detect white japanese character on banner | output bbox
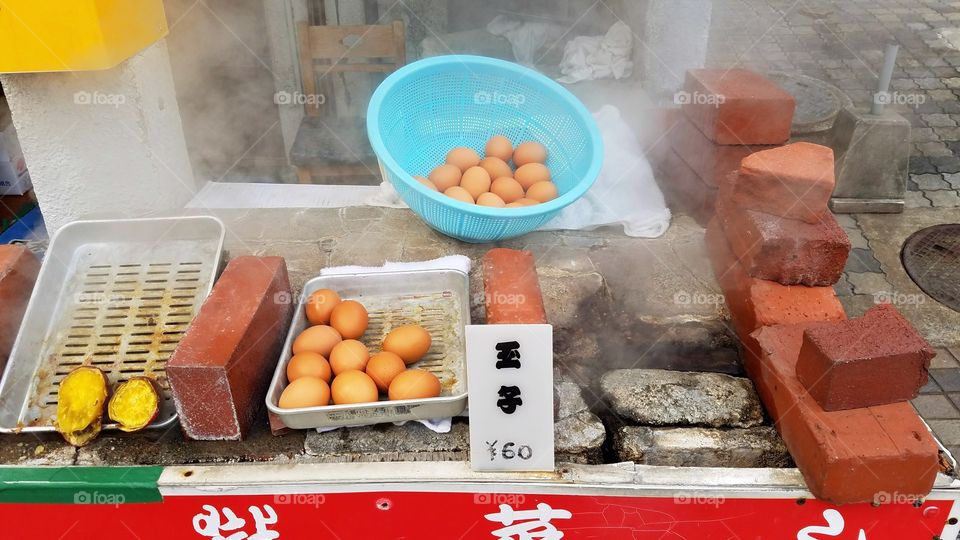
[485,502,572,540]
[797,509,867,540]
[192,504,279,540]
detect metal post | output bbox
[872,42,900,115]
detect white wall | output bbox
[0,40,196,232]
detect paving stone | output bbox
[924,189,960,207]
[920,377,942,394]
[945,173,960,189]
[613,426,791,468]
[833,270,856,295]
[913,173,950,190]
[932,348,960,369]
[931,368,960,392]
[934,126,960,141]
[932,155,960,173]
[927,420,960,446]
[912,394,960,419]
[916,141,955,156]
[948,394,960,411]
[846,271,892,296]
[599,369,764,428]
[843,248,883,273]
[910,156,939,175]
[905,190,932,208]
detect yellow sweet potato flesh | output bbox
[107,377,160,432]
[56,366,108,446]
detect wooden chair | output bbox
[291,20,406,184]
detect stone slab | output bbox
[599,369,763,428]
[614,425,791,468]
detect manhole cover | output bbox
[901,224,960,312]
[767,72,853,135]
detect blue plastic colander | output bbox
[367,55,604,243]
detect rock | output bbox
[613,426,791,468]
[553,380,607,464]
[304,420,470,462]
[555,411,607,464]
[599,369,764,428]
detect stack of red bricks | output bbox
[708,141,940,504]
[656,69,795,225]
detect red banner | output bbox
[0,491,953,539]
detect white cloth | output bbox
[486,15,564,66]
[315,255,472,434]
[368,105,671,238]
[557,22,634,84]
[541,105,670,237]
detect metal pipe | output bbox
[872,42,900,115]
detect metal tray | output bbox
[266,269,470,429]
[0,216,225,433]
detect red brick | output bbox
[672,116,778,187]
[722,142,836,224]
[796,304,935,411]
[751,323,938,504]
[682,69,795,145]
[657,150,716,226]
[483,248,547,324]
[0,245,39,372]
[168,256,293,440]
[705,220,845,341]
[715,187,850,286]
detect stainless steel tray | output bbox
[266,269,470,429]
[0,216,226,433]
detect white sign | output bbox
[466,324,554,472]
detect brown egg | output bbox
[279,377,330,409]
[330,300,368,340]
[526,181,559,202]
[388,369,442,401]
[292,325,342,357]
[329,339,370,375]
[478,157,512,181]
[515,197,541,206]
[444,186,475,204]
[415,176,438,191]
[429,164,462,191]
[331,370,379,405]
[382,325,432,365]
[365,351,407,392]
[515,163,551,189]
[459,166,492,199]
[513,141,547,166]
[305,288,341,325]
[286,352,332,383]
[476,192,506,207]
[446,147,481,172]
[490,177,525,203]
[485,135,514,161]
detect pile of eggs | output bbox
[416,136,557,208]
[278,288,442,409]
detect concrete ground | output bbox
[706,0,960,456]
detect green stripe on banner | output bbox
[0,466,163,504]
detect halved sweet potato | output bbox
[56,366,108,447]
[107,377,160,432]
